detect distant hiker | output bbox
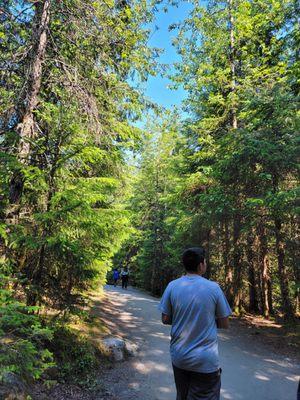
[121,267,129,289]
[159,247,231,400]
[112,268,120,287]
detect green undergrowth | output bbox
[0,301,55,382]
[0,283,110,390]
[46,325,108,388]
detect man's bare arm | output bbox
[216,317,229,329]
[162,313,172,325]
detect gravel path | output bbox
[98,285,299,400]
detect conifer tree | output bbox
[120,0,299,321]
[0,0,158,308]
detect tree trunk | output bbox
[247,232,259,313]
[267,277,274,316]
[274,217,295,320]
[223,220,234,306]
[8,0,51,217]
[271,174,294,320]
[261,255,270,318]
[204,229,211,279]
[290,216,300,314]
[25,134,61,306]
[228,0,240,311]
[258,222,272,318]
[232,214,242,312]
[228,0,237,129]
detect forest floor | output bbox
[229,313,299,361]
[33,285,299,400]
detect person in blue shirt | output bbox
[159,247,231,400]
[112,268,120,287]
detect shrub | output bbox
[49,326,100,387]
[0,275,103,388]
[0,301,55,382]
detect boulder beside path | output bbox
[102,337,139,362]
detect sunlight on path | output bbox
[103,286,299,400]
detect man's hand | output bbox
[216,317,229,329]
[162,313,172,325]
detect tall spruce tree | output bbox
[0,0,158,308]
[120,0,299,321]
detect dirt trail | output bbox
[94,285,299,400]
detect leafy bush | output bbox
[0,337,54,381]
[0,300,55,381]
[48,326,100,387]
[0,275,103,387]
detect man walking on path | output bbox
[159,247,231,400]
[112,268,120,287]
[121,267,129,289]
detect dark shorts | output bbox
[121,276,128,288]
[173,364,221,400]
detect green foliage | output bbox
[0,275,106,386]
[116,0,299,321]
[0,338,54,381]
[0,277,55,381]
[1,0,157,308]
[48,326,100,387]
[0,0,158,387]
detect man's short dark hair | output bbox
[182,247,205,272]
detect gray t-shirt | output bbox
[159,275,231,373]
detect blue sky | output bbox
[142,1,193,109]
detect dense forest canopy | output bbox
[1,0,158,306]
[0,0,159,381]
[0,0,299,385]
[114,0,299,322]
